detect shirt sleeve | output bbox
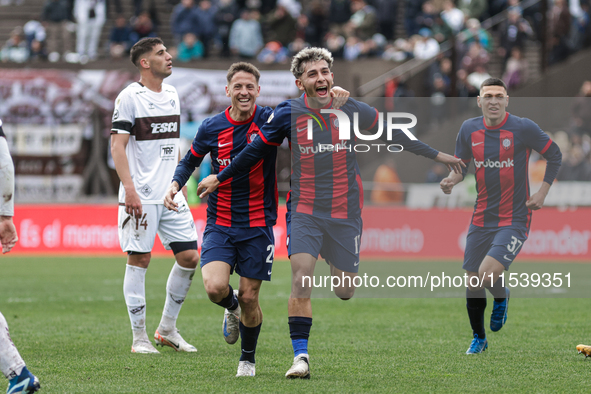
[258,101,291,146]
[171,120,210,187]
[354,100,439,159]
[454,121,472,178]
[521,118,562,184]
[111,88,135,134]
[216,102,290,183]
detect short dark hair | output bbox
[226,62,261,84]
[130,37,164,67]
[480,77,507,92]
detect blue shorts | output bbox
[287,211,363,273]
[200,224,275,281]
[463,223,529,272]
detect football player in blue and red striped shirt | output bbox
[164,62,350,377]
[440,78,562,354]
[197,48,464,378]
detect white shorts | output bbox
[118,194,198,253]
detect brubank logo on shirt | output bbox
[298,109,418,153]
[474,159,514,168]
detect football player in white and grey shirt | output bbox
[111,38,200,354]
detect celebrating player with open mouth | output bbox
[197,47,464,379]
[164,62,349,377]
[440,78,562,354]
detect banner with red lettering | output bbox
[8,205,591,261]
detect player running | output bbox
[440,78,562,354]
[0,118,41,393]
[163,62,349,377]
[197,47,464,379]
[111,38,200,354]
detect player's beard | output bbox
[154,66,172,80]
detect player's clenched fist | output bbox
[164,181,180,211]
[440,177,455,194]
[525,191,546,210]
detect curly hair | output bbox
[290,47,334,79]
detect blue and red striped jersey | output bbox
[218,95,439,219]
[173,105,278,227]
[455,112,562,229]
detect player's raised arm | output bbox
[353,100,465,174]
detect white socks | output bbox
[124,262,195,338]
[159,262,195,334]
[0,312,25,380]
[123,264,147,336]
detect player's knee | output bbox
[477,272,495,288]
[334,286,355,300]
[176,250,199,269]
[292,270,313,290]
[237,291,258,310]
[203,280,228,302]
[481,278,494,288]
[128,253,151,268]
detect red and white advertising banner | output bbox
[8,205,591,261]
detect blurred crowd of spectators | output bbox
[1,0,590,74]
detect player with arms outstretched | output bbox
[198,47,464,378]
[111,38,200,354]
[0,118,41,393]
[440,78,562,354]
[164,62,350,377]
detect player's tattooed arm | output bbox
[330,86,350,109]
[111,133,143,218]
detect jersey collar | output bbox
[225,105,258,125]
[483,112,509,130]
[304,93,333,112]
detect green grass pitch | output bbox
[1,256,590,393]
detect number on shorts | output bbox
[354,234,361,255]
[506,235,522,255]
[135,213,148,230]
[266,244,275,263]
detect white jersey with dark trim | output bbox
[111,82,181,204]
